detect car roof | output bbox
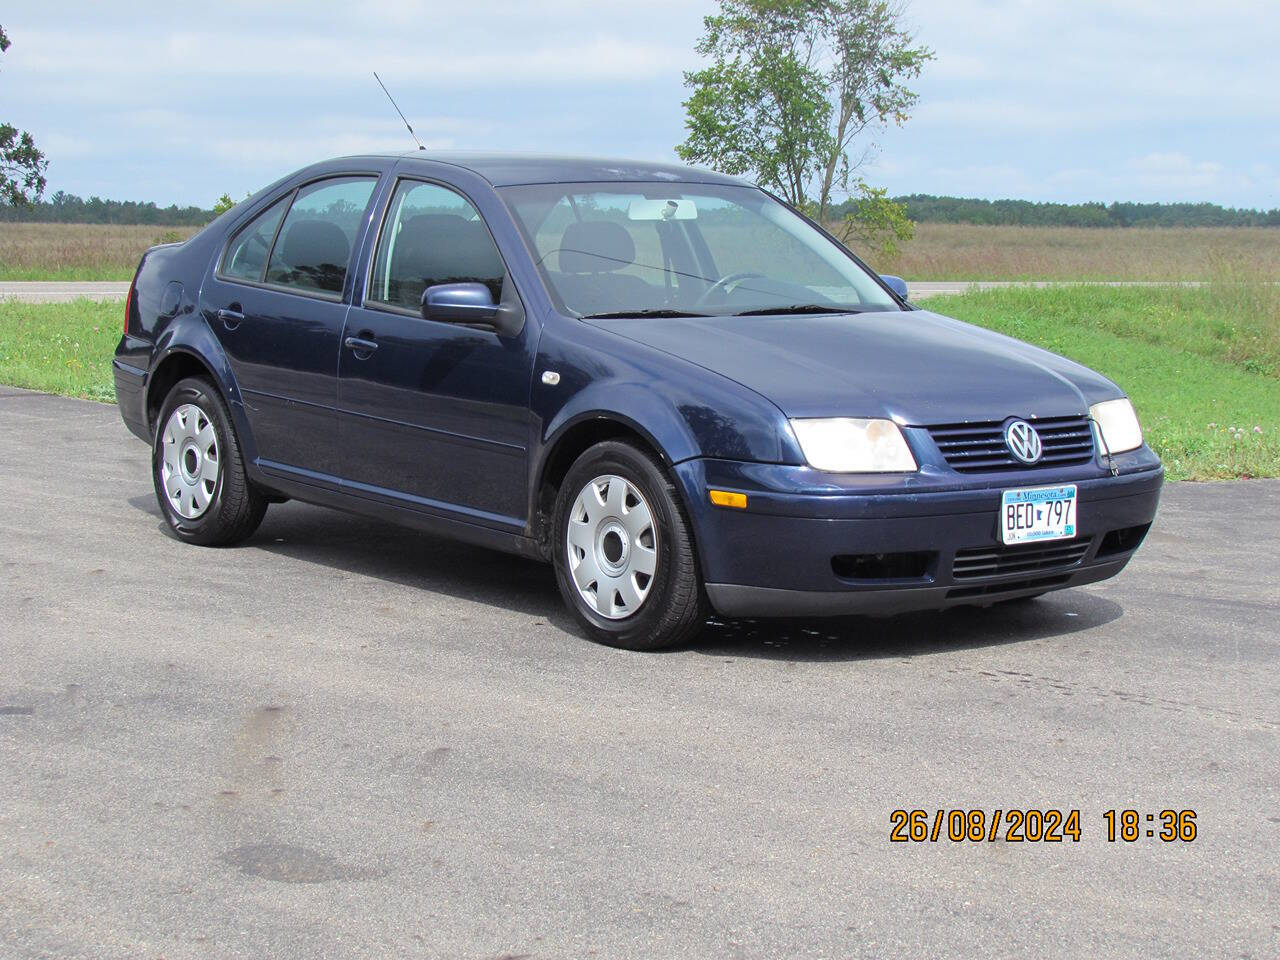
[326,151,751,188]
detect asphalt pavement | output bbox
[0,282,133,303]
[1,388,1277,959]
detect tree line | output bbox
[0,190,216,225]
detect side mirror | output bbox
[879,274,909,300]
[422,282,499,323]
[421,280,525,337]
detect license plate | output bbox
[1000,484,1078,545]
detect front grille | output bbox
[928,416,1094,473]
[952,537,1092,581]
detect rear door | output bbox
[337,177,536,527]
[202,174,379,479]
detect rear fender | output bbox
[147,313,260,468]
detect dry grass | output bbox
[867,223,1280,281]
[0,223,201,281]
[4,220,1280,284]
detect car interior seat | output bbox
[270,218,351,293]
[553,220,656,315]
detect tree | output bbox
[677,0,932,257]
[0,25,48,206]
[212,193,236,215]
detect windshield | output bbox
[498,182,900,318]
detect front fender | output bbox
[542,382,703,466]
[533,314,789,468]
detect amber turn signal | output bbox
[709,489,748,509]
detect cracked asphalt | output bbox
[1,387,1277,959]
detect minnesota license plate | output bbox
[1000,484,1078,545]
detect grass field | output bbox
[0,223,200,281]
[0,299,121,402]
[4,221,1279,283]
[917,283,1279,480]
[2,283,1276,480]
[871,223,1280,281]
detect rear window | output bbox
[219,176,378,296]
[264,177,377,295]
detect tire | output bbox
[152,376,267,546]
[551,440,707,650]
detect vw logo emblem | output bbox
[1004,419,1043,464]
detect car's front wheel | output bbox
[552,440,706,650]
[152,376,267,546]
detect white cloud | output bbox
[4,0,1279,206]
[1125,152,1246,195]
[16,29,687,85]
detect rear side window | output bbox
[221,196,288,282]
[264,177,378,295]
[367,180,505,311]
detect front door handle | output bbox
[344,336,378,353]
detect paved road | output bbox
[0,279,1206,303]
[1,388,1276,960]
[0,281,132,303]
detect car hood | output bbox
[585,309,1120,424]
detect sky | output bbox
[3,0,1279,209]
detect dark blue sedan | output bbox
[113,153,1163,649]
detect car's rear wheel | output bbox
[552,440,706,650]
[152,376,267,546]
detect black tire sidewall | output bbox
[552,442,696,648]
[152,378,233,543]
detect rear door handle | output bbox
[344,336,378,353]
[216,308,245,325]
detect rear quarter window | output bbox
[221,196,289,282]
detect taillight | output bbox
[124,284,134,336]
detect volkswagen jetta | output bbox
[113,153,1163,649]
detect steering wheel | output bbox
[696,271,766,307]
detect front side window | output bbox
[499,182,900,318]
[262,177,377,295]
[367,180,506,312]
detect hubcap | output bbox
[160,403,219,520]
[566,474,658,620]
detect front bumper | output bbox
[674,452,1164,618]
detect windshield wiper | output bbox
[579,309,714,319]
[731,304,865,317]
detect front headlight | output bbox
[790,418,918,472]
[1089,397,1144,455]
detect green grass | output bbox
[0,299,121,403]
[2,287,1277,481]
[920,284,1280,480]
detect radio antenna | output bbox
[373,72,426,151]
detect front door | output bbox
[202,175,379,478]
[337,178,535,528]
